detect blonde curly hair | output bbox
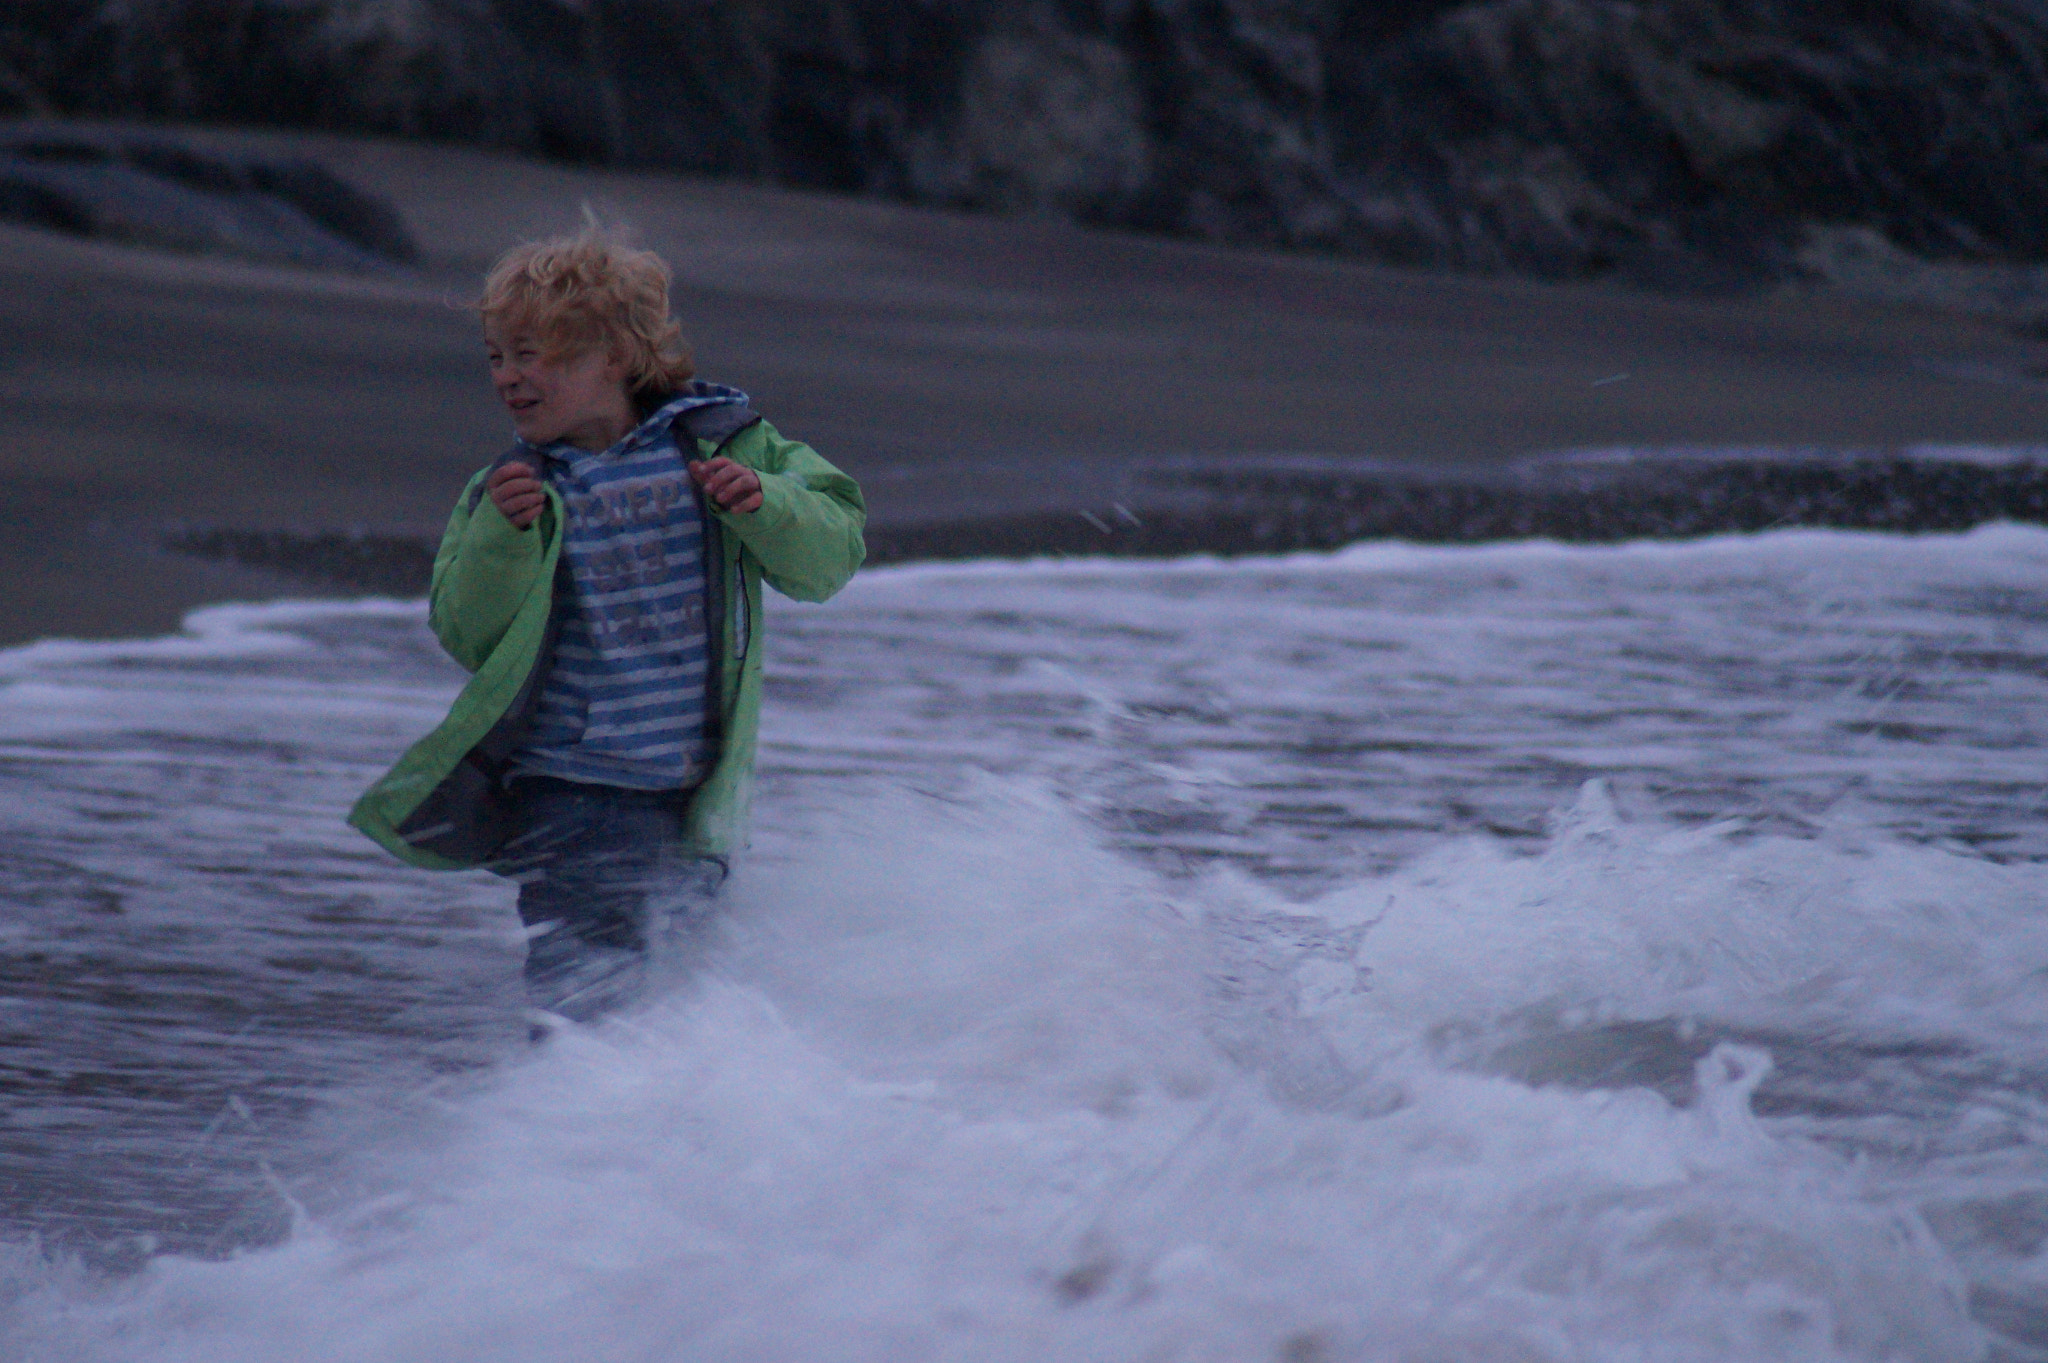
[478,227,695,399]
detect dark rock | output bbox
[856,450,2048,564]
[162,528,438,596]
[1326,0,2048,279]
[164,451,2048,591]
[5,0,2046,288]
[0,126,419,268]
[0,168,90,235]
[246,159,419,265]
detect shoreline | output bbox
[152,448,2048,601]
[10,124,2048,646]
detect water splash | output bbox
[3,530,2048,1357]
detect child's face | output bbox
[485,323,633,451]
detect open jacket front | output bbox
[349,404,866,870]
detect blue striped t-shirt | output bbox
[508,386,747,791]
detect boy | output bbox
[350,229,865,1023]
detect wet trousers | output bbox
[488,776,725,1022]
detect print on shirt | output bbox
[508,387,747,791]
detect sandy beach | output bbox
[6,123,2048,647]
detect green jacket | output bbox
[348,411,865,869]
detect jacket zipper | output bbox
[732,556,750,662]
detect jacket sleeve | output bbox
[711,420,867,603]
[427,470,556,672]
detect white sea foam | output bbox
[5,781,2032,1361]
[0,599,426,676]
[3,528,2048,1359]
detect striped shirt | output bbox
[507,386,748,791]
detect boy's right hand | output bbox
[486,462,546,530]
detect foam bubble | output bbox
[6,529,2048,1357]
[2,782,2029,1361]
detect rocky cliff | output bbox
[5,0,2046,290]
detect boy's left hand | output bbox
[691,457,763,514]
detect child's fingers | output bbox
[690,459,762,512]
[491,486,546,526]
[704,464,761,506]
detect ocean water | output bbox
[3,526,2048,1361]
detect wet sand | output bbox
[6,123,2048,646]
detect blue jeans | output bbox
[488,776,725,1022]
